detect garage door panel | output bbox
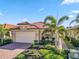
[15,32,36,43]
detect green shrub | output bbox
[60,50,68,59]
[34,40,39,45]
[65,36,79,47]
[39,49,65,59]
[64,40,75,49]
[71,39,79,47]
[15,54,27,59]
[39,39,46,45]
[39,39,51,45]
[45,44,55,50]
[52,55,64,59]
[3,39,12,45]
[15,48,66,59]
[44,52,54,59]
[0,39,2,45]
[31,44,39,49]
[39,49,51,56]
[0,39,12,46]
[65,36,70,41]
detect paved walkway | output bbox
[0,42,31,59]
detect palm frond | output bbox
[42,28,51,35]
[70,14,79,25]
[44,16,57,24]
[76,19,79,23]
[43,23,50,27]
[57,16,69,25]
[58,26,66,31]
[69,20,75,25]
[57,26,66,39]
[59,32,65,39]
[76,14,79,20]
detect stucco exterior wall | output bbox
[67,28,79,39]
[11,29,44,43]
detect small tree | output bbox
[0,24,9,44]
[70,14,79,25]
[70,14,79,39]
[43,16,69,49]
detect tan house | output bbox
[3,24,17,29]
[0,24,17,39]
[67,25,79,39]
[11,22,47,43]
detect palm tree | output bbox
[43,16,69,49]
[0,24,9,44]
[70,14,79,39]
[70,14,79,25]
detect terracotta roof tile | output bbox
[17,22,30,25]
[3,24,17,29]
[17,22,47,29]
[32,22,46,29]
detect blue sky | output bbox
[0,0,79,26]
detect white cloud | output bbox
[68,10,79,18]
[71,10,79,14]
[0,12,3,16]
[21,17,28,22]
[61,0,79,5]
[69,15,74,18]
[39,8,45,12]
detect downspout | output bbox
[39,29,41,41]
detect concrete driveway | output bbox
[0,42,31,59]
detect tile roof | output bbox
[4,22,47,29]
[32,22,45,29]
[67,24,79,30]
[17,22,30,25]
[17,22,46,29]
[3,24,17,29]
[18,25,38,29]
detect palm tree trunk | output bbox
[55,30,58,47]
[55,30,62,49]
[58,38,62,49]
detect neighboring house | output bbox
[11,22,47,43]
[3,24,17,29]
[3,24,17,38]
[67,25,79,39]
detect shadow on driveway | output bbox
[0,42,31,59]
[0,42,31,50]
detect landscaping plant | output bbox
[43,16,69,49]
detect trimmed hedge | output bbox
[39,39,54,45]
[65,36,79,48]
[71,38,79,47]
[0,39,12,46]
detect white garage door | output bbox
[15,31,36,43]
